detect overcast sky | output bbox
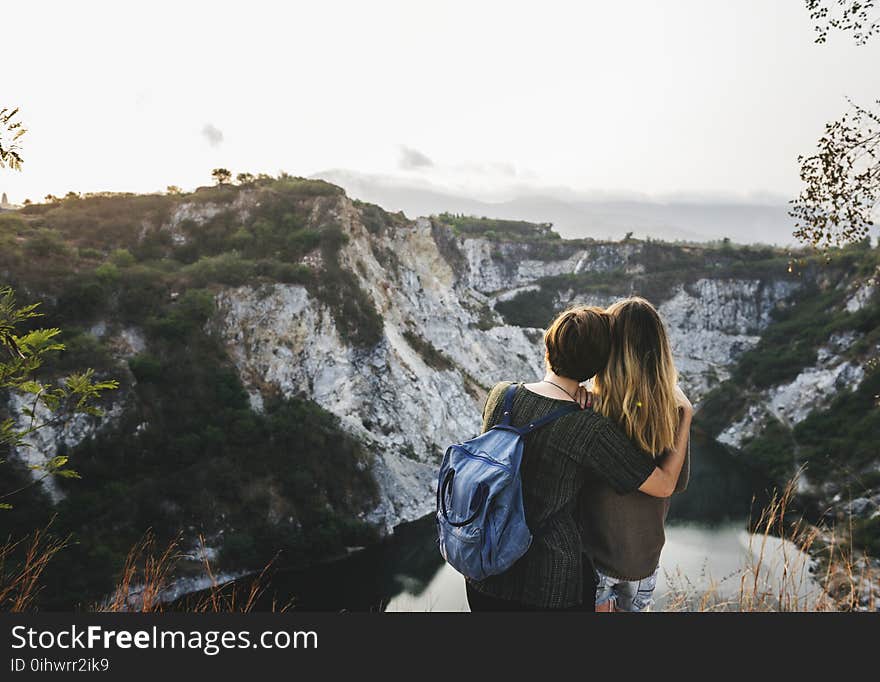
[3,0,879,204]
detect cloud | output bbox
[398,145,433,170]
[201,123,224,148]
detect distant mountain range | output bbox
[313,169,798,246]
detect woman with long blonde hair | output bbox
[580,296,691,612]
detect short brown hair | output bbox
[543,306,612,382]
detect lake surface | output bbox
[207,435,819,611]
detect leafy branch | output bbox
[806,0,880,45]
[0,108,26,171]
[0,287,118,509]
[789,99,880,249]
[792,2,880,249]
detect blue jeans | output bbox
[594,567,659,612]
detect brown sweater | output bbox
[579,439,690,581]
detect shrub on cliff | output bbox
[437,213,558,241]
[24,228,70,259]
[183,252,254,287]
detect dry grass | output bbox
[0,526,285,614]
[99,532,181,612]
[663,478,878,612]
[0,521,68,612]
[97,531,287,613]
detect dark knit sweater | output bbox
[467,382,656,609]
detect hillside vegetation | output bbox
[1,176,877,608]
[696,242,880,553]
[0,177,397,607]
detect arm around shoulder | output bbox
[638,396,693,498]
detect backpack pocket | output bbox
[437,511,487,581]
[488,508,532,572]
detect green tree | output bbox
[166,185,182,195]
[236,172,255,185]
[0,108,26,171]
[211,168,232,185]
[0,287,118,509]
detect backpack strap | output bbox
[513,401,581,436]
[494,382,582,435]
[498,383,519,426]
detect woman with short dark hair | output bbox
[465,306,692,611]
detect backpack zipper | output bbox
[454,446,511,472]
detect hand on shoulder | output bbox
[575,385,592,410]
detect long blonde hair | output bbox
[593,297,679,456]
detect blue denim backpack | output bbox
[436,383,580,581]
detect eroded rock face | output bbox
[846,278,877,313]
[459,239,641,294]
[158,191,258,246]
[717,335,868,450]
[658,279,800,397]
[213,211,546,532]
